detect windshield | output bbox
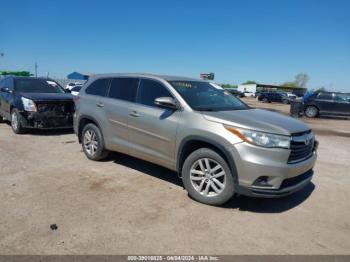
[15,78,65,93]
[169,81,248,111]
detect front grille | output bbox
[288,130,315,163]
[37,101,75,115]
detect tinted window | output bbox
[108,78,139,102]
[15,78,64,93]
[137,79,172,107]
[85,79,109,96]
[317,93,333,100]
[169,81,248,111]
[334,93,350,102]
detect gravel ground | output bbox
[0,101,350,254]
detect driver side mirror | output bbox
[154,97,179,110]
[0,87,11,93]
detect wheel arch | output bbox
[304,104,320,116]
[176,136,238,184]
[77,115,103,143]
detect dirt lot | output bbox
[1,100,350,255]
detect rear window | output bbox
[108,78,139,102]
[15,78,65,93]
[85,79,109,96]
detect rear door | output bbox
[103,77,139,153]
[127,78,179,169]
[314,92,335,114]
[333,93,350,116]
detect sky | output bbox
[1,0,349,91]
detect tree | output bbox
[294,73,309,88]
[281,73,309,88]
[221,83,238,89]
[281,81,298,88]
[242,80,257,85]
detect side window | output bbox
[137,79,173,107]
[108,78,139,102]
[317,93,333,100]
[334,93,350,102]
[85,78,109,96]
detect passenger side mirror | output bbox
[154,97,179,110]
[0,87,11,93]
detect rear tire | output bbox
[182,148,235,206]
[305,106,318,118]
[81,123,109,161]
[11,109,26,134]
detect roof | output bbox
[88,73,203,82]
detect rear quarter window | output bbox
[85,79,109,96]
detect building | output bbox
[237,83,307,97]
[67,72,93,81]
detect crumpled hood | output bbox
[202,109,311,136]
[18,92,73,102]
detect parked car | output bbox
[302,91,350,118]
[258,92,290,104]
[0,76,75,134]
[70,85,82,96]
[74,73,317,205]
[225,88,244,98]
[65,82,82,90]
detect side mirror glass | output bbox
[154,97,178,110]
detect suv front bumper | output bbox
[229,142,317,198]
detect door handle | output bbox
[96,102,104,108]
[129,111,140,117]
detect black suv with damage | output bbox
[0,76,75,134]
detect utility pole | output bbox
[35,62,38,77]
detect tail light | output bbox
[73,95,80,105]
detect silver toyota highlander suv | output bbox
[74,73,318,205]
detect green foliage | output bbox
[221,83,238,89]
[281,81,298,88]
[0,71,33,76]
[312,87,326,92]
[241,80,257,85]
[282,73,309,88]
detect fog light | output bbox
[253,176,273,187]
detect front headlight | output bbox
[21,97,37,112]
[225,126,291,149]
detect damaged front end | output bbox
[20,100,75,129]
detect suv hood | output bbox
[202,109,310,136]
[18,92,73,102]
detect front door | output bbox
[127,79,179,170]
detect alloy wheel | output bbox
[190,158,226,197]
[83,129,98,156]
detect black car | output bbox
[257,92,290,104]
[302,91,350,118]
[225,88,245,98]
[0,76,75,134]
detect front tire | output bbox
[182,148,235,206]
[305,106,318,118]
[11,109,25,134]
[81,123,109,161]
